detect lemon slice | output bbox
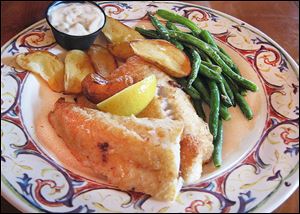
[97,75,157,116]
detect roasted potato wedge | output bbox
[87,45,117,77]
[130,39,191,78]
[64,50,94,94]
[102,17,144,44]
[16,51,64,92]
[102,17,144,60]
[107,42,135,59]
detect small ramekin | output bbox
[46,1,106,50]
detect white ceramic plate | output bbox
[1,1,299,213]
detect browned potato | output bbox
[64,50,94,94]
[102,17,144,44]
[81,72,132,104]
[16,51,64,92]
[87,45,117,77]
[107,42,135,59]
[130,39,191,78]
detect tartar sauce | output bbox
[48,2,105,36]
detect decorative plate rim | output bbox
[1,1,299,213]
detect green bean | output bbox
[213,119,223,167]
[198,50,213,64]
[200,29,218,49]
[147,13,184,50]
[208,81,220,139]
[177,78,201,100]
[235,93,253,119]
[216,46,245,82]
[220,95,232,107]
[148,12,170,40]
[218,48,246,96]
[218,46,241,75]
[234,91,253,120]
[184,44,213,64]
[166,21,194,46]
[223,74,239,92]
[218,51,235,68]
[185,47,201,88]
[218,81,233,107]
[215,51,248,95]
[135,27,160,39]
[218,45,231,59]
[224,75,253,120]
[168,31,258,92]
[210,40,246,95]
[170,39,185,50]
[202,61,222,73]
[193,78,231,121]
[220,104,231,121]
[232,64,241,75]
[166,21,180,32]
[210,45,235,68]
[220,62,248,96]
[193,78,210,104]
[166,22,186,49]
[240,90,248,96]
[199,64,222,82]
[156,9,202,36]
[216,46,249,96]
[231,65,248,96]
[221,76,236,106]
[193,99,206,121]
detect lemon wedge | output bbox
[97,75,157,116]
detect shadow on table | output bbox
[1,197,21,213]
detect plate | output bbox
[1,1,299,213]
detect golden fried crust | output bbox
[127,56,213,183]
[49,99,183,200]
[180,135,203,184]
[137,96,166,119]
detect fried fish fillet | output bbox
[113,56,214,184]
[49,98,184,200]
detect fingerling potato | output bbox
[102,17,144,44]
[87,45,117,77]
[107,42,135,59]
[64,50,94,94]
[130,39,191,78]
[16,51,64,92]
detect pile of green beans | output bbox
[147,12,184,50]
[136,10,257,167]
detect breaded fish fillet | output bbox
[114,56,213,184]
[49,99,184,200]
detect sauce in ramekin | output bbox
[48,2,105,36]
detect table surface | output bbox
[1,1,299,213]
